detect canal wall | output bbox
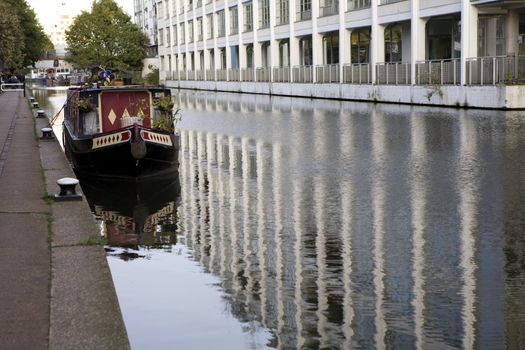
[166,80,525,109]
[32,96,130,349]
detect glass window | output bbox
[207,14,214,39]
[478,15,506,57]
[277,0,289,25]
[348,0,370,11]
[300,36,313,65]
[217,10,225,37]
[385,24,402,62]
[351,27,370,63]
[188,20,194,42]
[426,17,461,60]
[244,2,253,32]
[230,6,238,34]
[259,0,270,28]
[324,32,339,64]
[297,0,311,21]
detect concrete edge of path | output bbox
[32,96,131,350]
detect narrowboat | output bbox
[63,86,180,179]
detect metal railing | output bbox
[273,66,291,82]
[228,69,240,81]
[376,62,411,85]
[0,83,25,92]
[316,64,340,83]
[241,68,255,82]
[256,67,270,82]
[195,70,204,81]
[415,59,460,85]
[216,69,227,81]
[292,65,314,83]
[164,56,525,86]
[206,69,216,81]
[466,55,525,85]
[342,63,372,84]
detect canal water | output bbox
[33,86,525,349]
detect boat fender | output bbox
[131,123,147,159]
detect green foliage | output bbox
[0,1,25,69]
[153,96,181,132]
[145,66,159,86]
[66,0,148,73]
[2,0,52,67]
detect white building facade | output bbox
[156,0,525,108]
[135,0,160,57]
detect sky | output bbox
[27,0,134,26]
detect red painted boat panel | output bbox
[99,90,152,132]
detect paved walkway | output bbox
[0,91,50,349]
[0,90,130,349]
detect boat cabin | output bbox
[64,86,172,136]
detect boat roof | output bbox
[68,85,169,93]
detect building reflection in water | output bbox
[175,90,525,349]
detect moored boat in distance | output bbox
[63,85,180,179]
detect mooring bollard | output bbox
[29,97,35,103]
[32,102,39,108]
[41,127,53,139]
[54,177,82,201]
[37,110,45,118]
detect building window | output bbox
[246,44,254,67]
[385,24,402,62]
[159,28,164,45]
[348,0,370,10]
[351,27,370,63]
[173,24,178,45]
[319,0,338,17]
[276,0,288,25]
[217,10,226,37]
[166,27,171,47]
[297,0,311,21]
[300,36,312,65]
[259,0,270,29]
[230,6,238,34]
[279,39,290,66]
[180,23,185,44]
[188,20,194,42]
[244,2,253,32]
[197,17,203,41]
[478,15,506,57]
[323,32,339,64]
[207,13,214,38]
[427,18,461,60]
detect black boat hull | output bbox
[64,124,179,179]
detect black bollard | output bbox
[41,127,53,139]
[37,110,46,118]
[54,177,82,201]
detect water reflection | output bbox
[175,90,525,349]
[79,176,180,249]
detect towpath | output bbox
[0,90,129,349]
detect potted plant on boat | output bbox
[153,96,180,132]
[78,97,95,113]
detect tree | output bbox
[2,0,52,67]
[0,0,25,69]
[66,0,148,74]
